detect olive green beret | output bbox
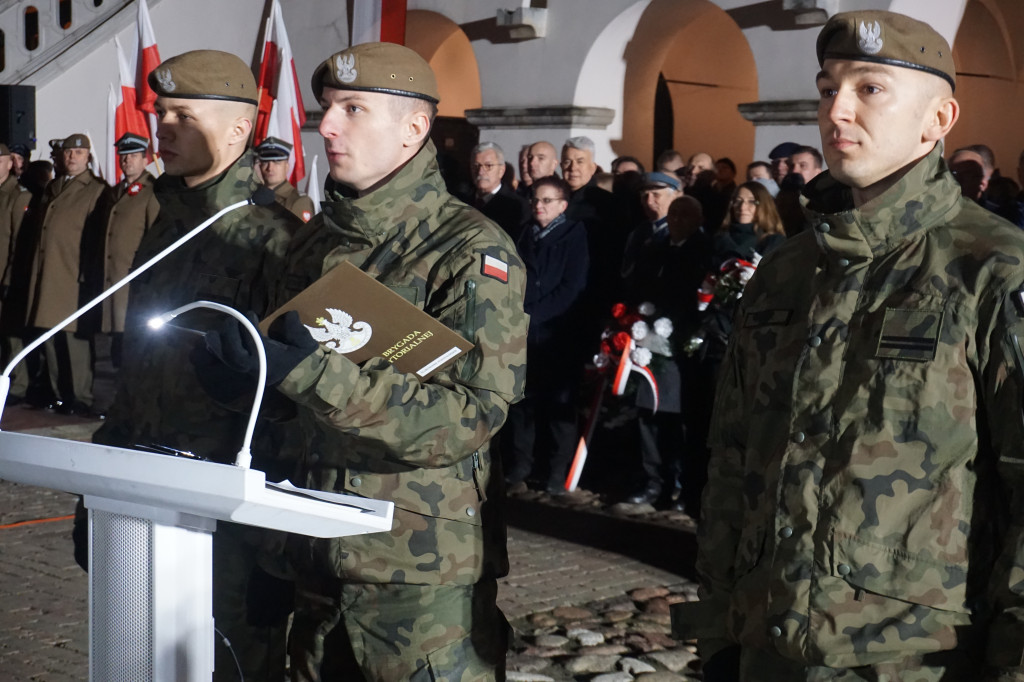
[148,50,258,105]
[62,134,91,150]
[817,11,955,91]
[311,42,439,104]
[0,144,9,157]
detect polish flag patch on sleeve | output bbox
[481,254,509,283]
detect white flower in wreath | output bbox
[631,347,653,367]
[653,317,673,338]
[638,301,656,316]
[593,353,610,369]
[631,320,649,340]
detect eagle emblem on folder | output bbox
[305,308,372,353]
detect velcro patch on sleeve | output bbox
[481,254,509,283]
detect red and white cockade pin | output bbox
[127,182,142,196]
[481,254,508,283]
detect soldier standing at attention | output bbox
[255,135,315,224]
[680,11,1024,681]
[25,134,106,416]
[100,133,160,368]
[200,42,527,680]
[89,51,298,682]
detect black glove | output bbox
[701,645,741,682]
[204,310,319,388]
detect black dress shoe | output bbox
[624,484,662,506]
[46,400,63,412]
[57,401,93,417]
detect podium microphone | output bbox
[0,189,273,426]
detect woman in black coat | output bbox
[502,175,589,494]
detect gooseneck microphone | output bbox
[0,190,271,424]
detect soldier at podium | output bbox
[90,50,300,682]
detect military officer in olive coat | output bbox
[100,133,160,367]
[25,134,107,415]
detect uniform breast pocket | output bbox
[194,272,242,307]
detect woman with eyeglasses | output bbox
[715,180,786,263]
[501,175,590,495]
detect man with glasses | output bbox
[468,140,527,239]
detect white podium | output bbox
[0,430,393,681]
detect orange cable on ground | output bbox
[0,514,74,530]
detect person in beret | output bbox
[680,10,1024,681]
[97,133,159,367]
[23,134,106,416]
[89,49,300,682]
[254,136,314,224]
[198,41,527,681]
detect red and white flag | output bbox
[255,0,306,185]
[134,0,161,154]
[351,0,408,45]
[111,36,151,182]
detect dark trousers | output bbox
[503,395,578,488]
[636,408,684,496]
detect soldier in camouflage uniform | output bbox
[89,51,299,682]
[674,12,1024,682]
[201,42,527,681]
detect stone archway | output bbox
[948,0,1024,175]
[575,0,758,170]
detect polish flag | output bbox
[351,0,407,45]
[134,0,161,153]
[111,36,151,182]
[106,84,118,184]
[255,0,306,185]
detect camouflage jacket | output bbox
[275,139,528,586]
[93,151,296,463]
[688,145,1024,675]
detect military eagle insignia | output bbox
[304,307,372,353]
[858,20,883,55]
[335,54,358,84]
[156,68,176,92]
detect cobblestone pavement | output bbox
[0,407,700,680]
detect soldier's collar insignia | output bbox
[481,254,509,283]
[156,68,176,93]
[335,54,357,84]
[858,20,883,55]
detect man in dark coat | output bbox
[464,141,528,240]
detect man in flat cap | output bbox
[98,133,159,367]
[680,10,1024,681]
[89,50,299,682]
[255,136,314,224]
[24,134,106,415]
[200,41,527,680]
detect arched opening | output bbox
[58,0,72,29]
[24,6,39,51]
[578,0,758,170]
[949,0,1023,177]
[406,10,483,193]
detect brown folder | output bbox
[261,262,472,380]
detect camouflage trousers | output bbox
[289,577,509,681]
[738,646,977,682]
